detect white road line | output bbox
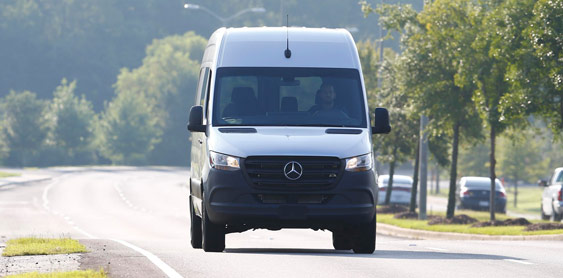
[504,259,533,265]
[112,239,183,278]
[424,247,448,252]
[42,175,183,277]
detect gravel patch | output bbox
[0,243,81,276]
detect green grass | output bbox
[2,238,87,257]
[0,171,21,178]
[378,213,563,236]
[6,269,107,278]
[505,186,543,215]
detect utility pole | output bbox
[419,115,428,220]
[418,0,429,220]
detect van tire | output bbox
[202,195,225,252]
[352,215,376,254]
[190,197,202,249]
[332,230,353,250]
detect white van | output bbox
[188,27,390,253]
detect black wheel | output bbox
[202,195,225,252]
[190,197,202,249]
[551,204,562,222]
[332,230,353,250]
[352,215,376,254]
[541,204,550,221]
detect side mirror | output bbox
[372,107,391,134]
[538,179,548,187]
[187,106,206,132]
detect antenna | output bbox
[284,14,291,59]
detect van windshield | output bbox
[212,67,367,128]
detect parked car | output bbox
[539,167,563,221]
[457,176,506,213]
[377,175,413,205]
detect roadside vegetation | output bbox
[2,238,87,257]
[378,210,563,236]
[0,171,20,178]
[6,269,107,278]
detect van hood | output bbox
[207,127,371,159]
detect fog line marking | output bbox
[112,239,183,278]
[504,259,533,265]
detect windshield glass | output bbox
[212,67,367,127]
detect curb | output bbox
[377,223,563,241]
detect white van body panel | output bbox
[217,27,360,68]
[208,127,371,159]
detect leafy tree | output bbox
[97,90,161,165]
[0,90,47,166]
[526,0,563,134]
[113,31,206,165]
[498,129,547,207]
[458,142,489,177]
[373,50,418,205]
[47,79,96,164]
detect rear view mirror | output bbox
[538,179,548,187]
[372,108,391,134]
[187,106,206,132]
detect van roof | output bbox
[207,27,360,69]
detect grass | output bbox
[6,269,107,278]
[378,212,563,236]
[2,238,87,257]
[0,171,21,178]
[505,186,542,215]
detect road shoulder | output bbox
[79,239,167,278]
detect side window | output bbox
[556,171,563,183]
[196,68,210,123]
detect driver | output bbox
[309,83,347,116]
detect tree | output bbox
[498,129,546,207]
[527,0,563,134]
[113,31,206,165]
[461,0,535,221]
[374,50,419,205]
[0,90,47,166]
[47,79,96,164]
[97,90,161,165]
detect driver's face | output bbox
[319,85,335,103]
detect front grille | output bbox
[244,156,342,190]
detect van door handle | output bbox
[198,139,203,144]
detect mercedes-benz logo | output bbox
[284,161,303,180]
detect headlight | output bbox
[209,151,240,171]
[345,153,372,172]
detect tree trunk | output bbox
[489,124,497,221]
[385,147,398,205]
[410,140,420,213]
[446,122,460,219]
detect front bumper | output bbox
[203,168,377,229]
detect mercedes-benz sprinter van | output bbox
[188,27,390,253]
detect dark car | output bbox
[458,176,506,213]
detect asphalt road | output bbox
[1,167,562,278]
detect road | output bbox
[1,167,562,277]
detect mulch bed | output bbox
[428,214,478,225]
[471,218,531,227]
[394,211,419,219]
[377,204,409,214]
[525,222,563,231]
